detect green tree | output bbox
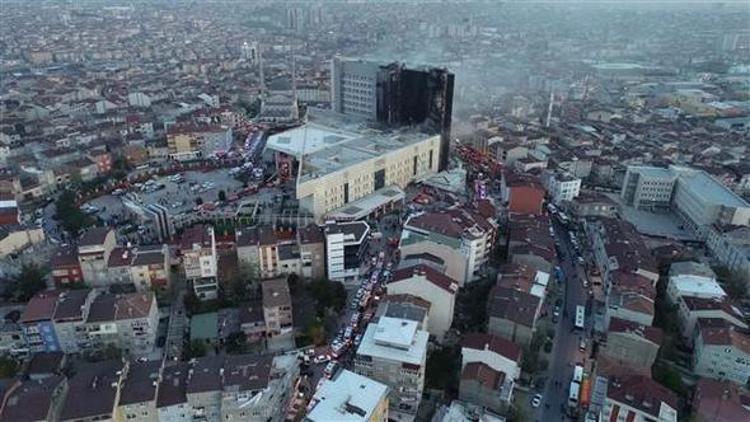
[225,332,249,355]
[0,357,18,378]
[218,190,227,202]
[243,98,261,118]
[307,279,346,317]
[304,321,327,346]
[5,263,48,302]
[187,339,208,359]
[425,346,460,391]
[653,362,686,397]
[55,189,92,235]
[715,267,748,300]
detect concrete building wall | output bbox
[458,379,509,415]
[694,340,750,386]
[399,241,468,286]
[157,403,190,422]
[297,135,440,221]
[187,391,221,422]
[299,242,325,280]
[117,401,157,422]
[487,318,533,346]
[354,355,425,418]
[601,333,659,370]
[386,279,455,342]
[460,348,520,380]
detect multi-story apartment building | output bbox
[354,317,429,421]
[604,271,656,328]
[180,225,218,300]
[543,169,581,204]
[129,244,171,291]
[19,290,64,353]
[77,227,117,287]
[298,224,326,280]
[487,285,541,346]
[261,277,293,338]
[0,376,68,421]
[108,246,135,285]
[677,296,748,341]
[400,208,497,286]
[459,333,521,414]
[50,245,84,286]
[186,356,223,421]
[667,261,725,305]
[691,378,750,422]
[0,321,27,357]
[156,363,191,422]
[324,220,369,282]
[706,225,750,282]
[236,224,326,281]
[181,354,299,422]
[601,318,663,371]
[306,370,389,422]
[386,265,459,342]
[600,375,678,422]
[52,289,96,354]
[116,360,161,422]
[85,292,159,355]
[499,171,545,215]
[693,319,750,386]
[166,124,232,161]
[221,354,299,422]
[59,360,126,422]
[587,218,659,290]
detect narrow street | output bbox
[536,219,594,421]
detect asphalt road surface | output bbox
[536,219,595,421]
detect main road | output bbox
[536,218,595,421]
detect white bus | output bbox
[568,381,580,408]
[575,305,585,330]
[573,365,584,383]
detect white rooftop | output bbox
[265,108,438,183]
[265,122,358,158]
[306,370,389,422]
[357,317,428,365]
[326,185,405,221]
[670,274,726,298]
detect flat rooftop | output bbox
[676,168,749,208]
[265,109,438,183]
[630,166,675,180]
[356,317,428,365]
[307,370,389,422]
[326,185,404,220]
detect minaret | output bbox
[291,47,299,120]
[258,43,266,94]
[546,90,554,128]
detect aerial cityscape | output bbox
[0,1,749,421]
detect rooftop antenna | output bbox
[545,90,555,128]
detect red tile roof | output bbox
[461,361,505,389]
[693,378,750,422]
[607,375,678,419]
[390,264,459,294]
[462,332,522,361]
